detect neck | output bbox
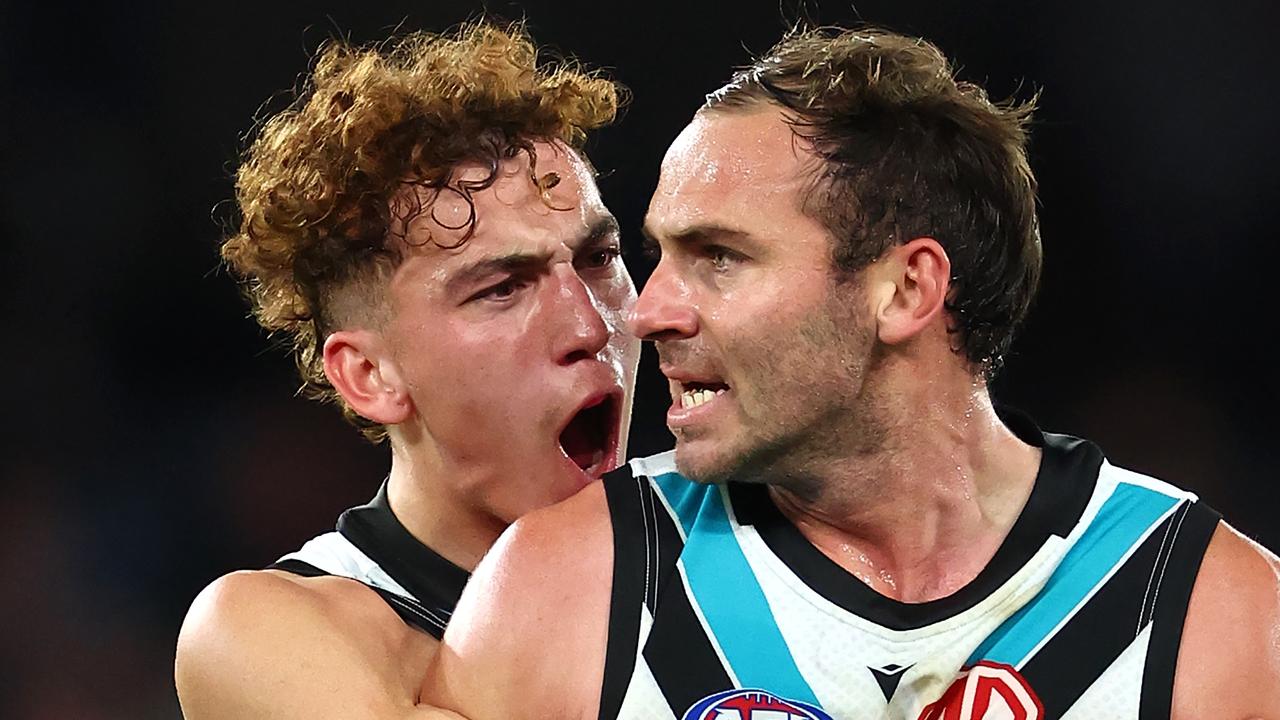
[769,369,1041,603]
[384,441,506,572]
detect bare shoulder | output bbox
[176,568,437,719]
[426,481,613,720]
[1174,522,1280,720]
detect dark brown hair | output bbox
[705,26,1041,374]
[223,21,620,441]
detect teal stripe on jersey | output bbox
[679,485,821,706]
[968,482,1180,668]
[653,472,703,537]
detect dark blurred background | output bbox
[2,0,1277,717]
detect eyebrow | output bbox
[641,222,753,253]
[444,215,622,294]
[444,252,552,296]
[577,215,622,251]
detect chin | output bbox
[673,443,737,485]
[489,459,578,521]
[676,429,793,487]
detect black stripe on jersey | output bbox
[1139,501,1220,720]
[600,467,689,719]
[641,573,735,718]
[1017,500,1220,718]
[1018,502,1178,717]
[267,558,450,638]
[337,481,468,634]
[268,558,327,577]
[600,466,648,720]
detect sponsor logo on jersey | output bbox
[684,688,834,720]
[916,661,1043,720]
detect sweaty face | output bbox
[631,108,879,485]
[384,141,639,523]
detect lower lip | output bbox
[667,391,728,429]
[557,442,617,485]
[558,454,598,490]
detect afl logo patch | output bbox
[916,661,1043,720]
[683,688,834,720]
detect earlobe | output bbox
[322,330,412,426]
[876,238,952,346]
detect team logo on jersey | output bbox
[916,661,1043,720]
[683,688,834,720]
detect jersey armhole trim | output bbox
[267,558,329,577]
[267,557,448,639]
[598,466,648,720]
[1138,500,1221,720]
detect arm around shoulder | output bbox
[176,569,453,720]
[1174,523,1280,720]
[424,482,615,720]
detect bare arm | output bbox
[176,570,459,720]
[1173,523,1280,720]
[422,482,615,720]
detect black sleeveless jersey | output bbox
[268,481,469,639]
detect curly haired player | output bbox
[175,22,639,720]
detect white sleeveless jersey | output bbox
[270,481,469,639]
[597,420,1219,720]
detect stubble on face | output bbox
[645,107,893,493]
[672,273,888,492]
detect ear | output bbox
[322,329,413,426]
[871,237,951,346]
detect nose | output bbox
[627,258,698,342]
[553,265,611,365]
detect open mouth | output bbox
[678,381,730,409]
[558,394,619,476]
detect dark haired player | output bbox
[423,27,1280,720]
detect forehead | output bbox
[396,140,609,277]
[646,107,819,238]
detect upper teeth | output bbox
[681,388,724,409]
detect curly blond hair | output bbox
[223,21,621,441]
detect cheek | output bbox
[438,304,547,366]
[595,275,637,326]
[723,302,847,400]
[401,320,544,418]
[420,368,557,457]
